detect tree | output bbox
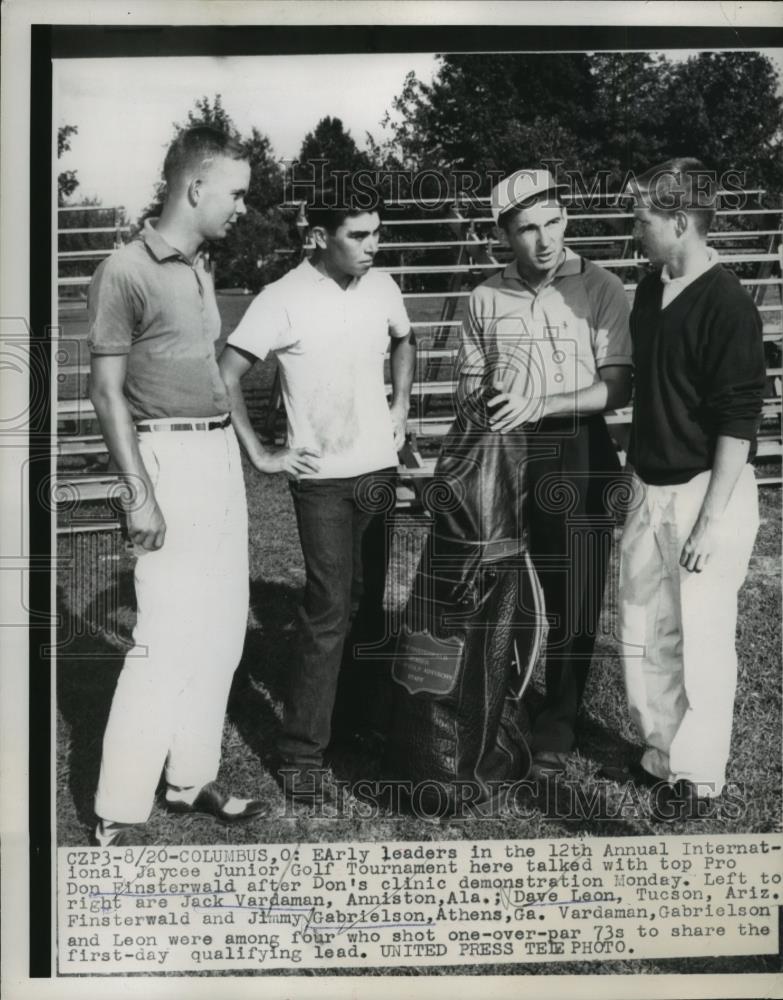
[58,124,80,205]
[297,115,373,177]
[223,124,293,290]
[381,51,783,199]
[181,94,238,136]
[587,53,674,182]
[381,54,596,187]
[661,52,783,195]
[289,116,376,205]
[244,127,286,212]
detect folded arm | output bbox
[489,365,633,432]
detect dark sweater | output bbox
[628,263,766,486]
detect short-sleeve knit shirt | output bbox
[87,219,231,421]
[462,248,632,402]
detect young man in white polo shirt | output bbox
[219,183,415,804]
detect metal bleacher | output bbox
[55,191,783,530]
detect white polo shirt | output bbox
[228,259,411,478]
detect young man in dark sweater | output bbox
[619,158,766,808]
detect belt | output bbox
[137,414,231,433]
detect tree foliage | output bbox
[587,53,675,178]
[660,52,783,194]
[58,124,80,205]
[298,115,373,175]
[380,51,783,196]
[182,93,238,135]
[380,55,596,188]
[290,115,376,205]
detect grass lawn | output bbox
[54,291,782,977]
[54,466,782,978]
[56,476,782,840]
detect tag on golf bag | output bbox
[392,628,465,697]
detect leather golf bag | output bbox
[386,395,547,816]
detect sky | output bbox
[55,53,438,219]
[55,48,783,221]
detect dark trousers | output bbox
[526,417,621,754]
[279,470,395,767]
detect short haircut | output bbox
[630,157,717,235]
[163,126,248,189]
[497,192,565,232]
[306,179,384,233]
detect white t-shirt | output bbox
[228,259,411,478]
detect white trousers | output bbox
[95,423,249,823]
[619,464,758,795]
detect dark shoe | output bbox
[648,780,682,823]
[328,726,387,758]
[596,761,680,820]
[276,765,340,809]
[598,760,661,789]
[93,821,148,847]
[648,779,717,823]
[528,751,570,781]
[669,779,721,819]
[165,781,266,824]
[351,728,388,757]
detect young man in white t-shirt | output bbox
[219,184,415,804]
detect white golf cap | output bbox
[491,168,568,224]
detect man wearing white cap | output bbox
[459,167,633,780]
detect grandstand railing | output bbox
[57,204,130,286]
[55,193,782,529]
